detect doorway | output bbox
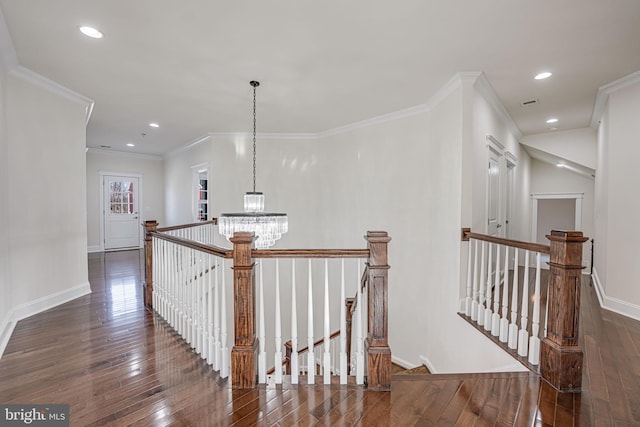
[101,173,142,250]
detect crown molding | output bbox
[164,133,213,158]
[87,147,163,160]
[474,72,522,140]
[9,66,95,124]
[591,70,640,128]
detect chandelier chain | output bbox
[252,84,257,193]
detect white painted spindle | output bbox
[471,240,479,321]
[465,240,473,316]
[491,245,501,336]
[258,262,266,383]
[356,262,364,385]
[508,248,519,349]
[339,259,347,384]
[290,259,299,384]
[483,242,493,329]
[220,258,229,378]
[323,259,331,384]
[517,250,530,357]
[528,252,542,365]
[499,246,510,342]
[307,259,315,384]
[213,257,221,370]
[274,259,283,384]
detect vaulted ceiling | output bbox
[1,1,639,155]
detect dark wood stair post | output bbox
[230,232,258,389]
[541,230,588,392]
[365,231,392,391]
[143,220,158,309]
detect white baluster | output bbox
[528,253,542,365]
[491,245,501,336]
[207,254,214,365]
[355,262,364,385]
[307,259,315,384]
[484,245,500,331]
[499,246,510,342]
[518,250,530,357]
[483,242,493,329]
[290,259,299,384]
[213,256,221,370]
[220,258,229,378]
[258,262,266,384]
[339,259,347,385]
[465,240,473,316]
[508,248,520,349]
[274,259,283,384]
[323,259,331,384]
[471,240,479,321]
[477,241,487,326]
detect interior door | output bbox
[104,176,140,250]
[487,147,503,237]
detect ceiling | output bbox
[1,1,639,156]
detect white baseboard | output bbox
[419,354,437,374]
[0,315,17,361]
[392,355,417,370]
[591,268,640,322]
[87,245,102,253]
[0,282,92,359]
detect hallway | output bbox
[0,250,638,425]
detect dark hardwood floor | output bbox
[1,249,639,426]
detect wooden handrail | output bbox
[461,228,550,254]
[157,219,217,233]
[252,248,369,259]
[150,231,232,258]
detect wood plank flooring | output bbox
[1,249,639,425]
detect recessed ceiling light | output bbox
[79,26,103,39]
[535,72,552,80]
[149,123,159,128]
[126,143,135,147]
[546,118,558,124]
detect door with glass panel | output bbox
[104,176,140,249]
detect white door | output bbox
[104,176,140,250]
[487,147,503,237]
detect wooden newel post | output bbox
[143,220,158,309]
[230,232,258,389]
[364,231,392,391]
[541,230,588,392]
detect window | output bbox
[197,171,208,221]
[109,181,135,214]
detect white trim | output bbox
[166,72,483,155]
[392,355,418,370]
[9,65,95,124]
[531,193,583,243]
[191,163,210,222]
[1,282,92,359]
[486,135,506,152]
[591,70,640,128]
[164,133,212,158]
[87,147,163,161]
[0,314,17,360]
[87,245,101,253]
[592,268,640,322]
[98,172,144,252]
[419,354,438,374]
[475,73,523,140]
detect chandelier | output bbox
[218,81,288,249]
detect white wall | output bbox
[530,159,595,271]
[163,73,527,373]
[594,78,640,319]
[521,128,597,170]
[0,68,91,358]
[0,62,11,353]
[86,149,165,251]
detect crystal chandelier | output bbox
[218,81,288,249]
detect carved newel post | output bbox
[230,232,258,389]
[365,231,392,391]
[143,220,159,309]
[541,230,588,392]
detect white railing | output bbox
[258,257,368,385]
[462,232,550,367]
[151,235,230,378]
[158,220,216,244]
